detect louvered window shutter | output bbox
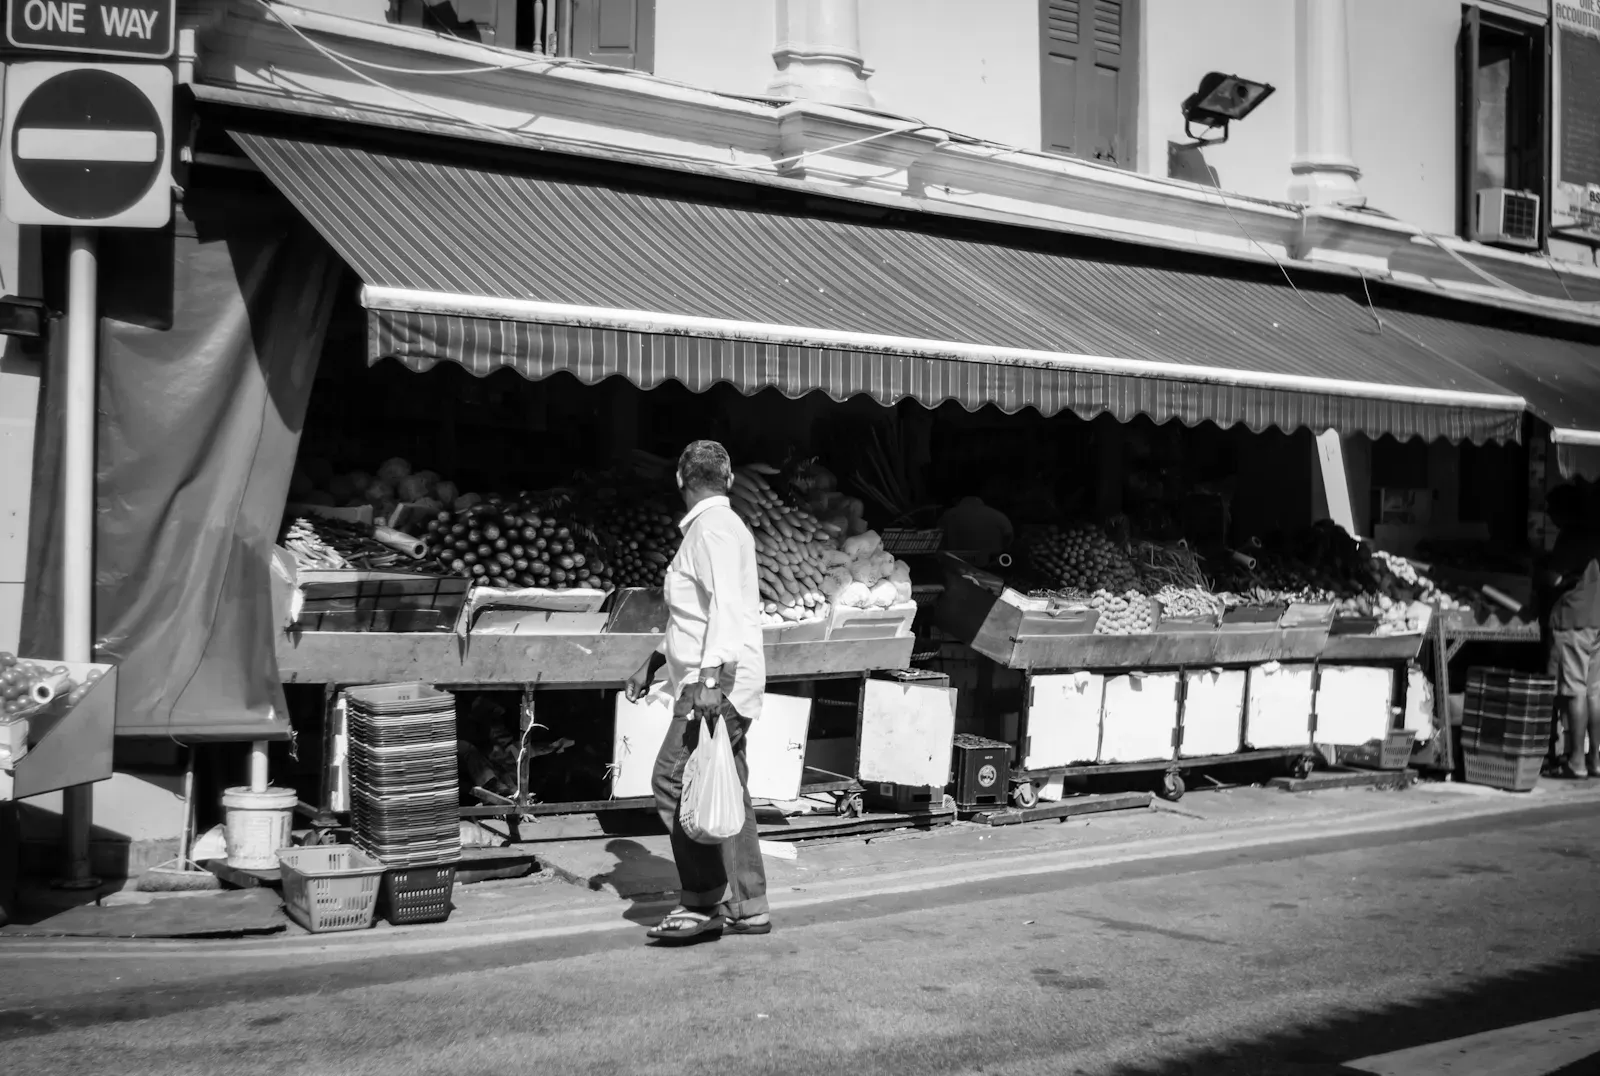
[570,0,656,72]
[1039,0,1139,167]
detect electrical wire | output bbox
[723,122,932,173]
[250,0,930,174]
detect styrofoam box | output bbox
[1404,667,1435,743]
[1098,671,1180,763]
[1246,664,1315,749]
[858,677,957,787]
[1314,665,1396,746]
[1181,668,1246,758]
[610,690,814,802]
[1024,672,1104,770]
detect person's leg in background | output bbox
[1552,629,1592,777]
[1585,629,1600,775]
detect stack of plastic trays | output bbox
[343,682,462,868]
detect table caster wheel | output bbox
[1011,781,1039,809]
[1159,772,1185,802]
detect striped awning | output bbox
[231,129,1525,443]
[1376,307,1600,479]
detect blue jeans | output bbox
[651,692,769,920]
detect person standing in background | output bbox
[1538,484,1600,779]
[625,440,770,941]
[938,488,1015,566]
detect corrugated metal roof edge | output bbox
[191,84,1600,341]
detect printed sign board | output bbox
[1554,2,1600,240]
[1,61,172,228]
[6,0,174,60]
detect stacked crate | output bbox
[344,682,462,875]
[1460,668,1555,792]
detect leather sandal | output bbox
[646,908,724,943]
[726,916,772,936]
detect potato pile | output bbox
[1089,590,1154,635]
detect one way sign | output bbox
[7,0,175,60]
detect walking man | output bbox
[625,440,770,941]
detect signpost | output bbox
[1,47,172,888]
[7,0,174,60]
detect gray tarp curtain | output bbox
[22,189,337,740]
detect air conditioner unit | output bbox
[1475,187,1541,250]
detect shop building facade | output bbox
[4,0,1600,872]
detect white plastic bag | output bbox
[679,715,746,844]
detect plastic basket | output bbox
[1462,748,1544,793]
[277,845,385,933]
[880,528,943,555]
[378,863,457,925]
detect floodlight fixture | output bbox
[1181,72,1276,146]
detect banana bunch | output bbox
[728,463,843,625]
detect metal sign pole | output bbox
[56,227,100,890]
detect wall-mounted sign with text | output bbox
[6,0,174,60]
[1554,1,1600,242]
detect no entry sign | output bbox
[1,62,172,227]
[7,0,175,60]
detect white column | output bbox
[1289,0,1363,206]
[767,0,874,109]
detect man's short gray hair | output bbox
[679,440,733,494]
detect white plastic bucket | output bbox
[222,786,297,870]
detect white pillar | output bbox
[767,0,874,109]
[1289,0,1363,206]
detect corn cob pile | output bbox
[728,463,844,626]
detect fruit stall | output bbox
[930,517,1464,806]
[272,410,935,826]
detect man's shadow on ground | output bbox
[594,838,680,925]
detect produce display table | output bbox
[277,629,915,829]
[276,630,912,687]
[933,560,1426,804]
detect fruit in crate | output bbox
[0,653,102,715]
[1028,525,1140,593]
[728,463,871,626]
[593,499,682,588]
[1154,585,1221,620]
[1089,590,1154,635]
[422,494,613,592]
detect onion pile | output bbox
[1028,525,1140,593]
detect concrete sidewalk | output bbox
[8,775,1599,946]
[524,776,1599,905]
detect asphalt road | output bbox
[3,798,1599,1076]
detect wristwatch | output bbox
[701,674,718,690]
